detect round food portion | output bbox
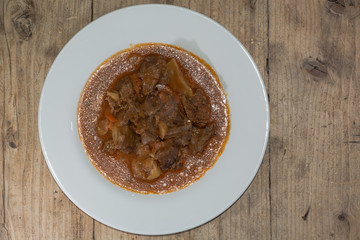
[77,43,230,194]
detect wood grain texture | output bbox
[2,0,360,239]
[2,0,93,239]
[269,0,360,239]
[0,1,8,239]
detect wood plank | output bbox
[2,0,93,239]
[2,0,360,239]
[92,0,190,21]
[269,0,360,239]
[349,13,360,239]
[0,1,8,239]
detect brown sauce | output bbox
[77,43,230,194]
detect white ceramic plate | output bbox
[38,4,269,235]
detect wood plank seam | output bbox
[2,0,10,237]
[266,0,272,240]
[91,0,94,21]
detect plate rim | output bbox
[38,3,270,235]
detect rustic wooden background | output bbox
[1,0,360,239]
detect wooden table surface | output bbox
[1,0,360,239]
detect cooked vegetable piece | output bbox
[97,119,108,136]
[131,158,162,180]
[111,122,124,145]
[107,91,119,102]
[136,145,151,158]
[166,59,193,97]
[158,121,168,139]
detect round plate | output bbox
[38,4,269,235]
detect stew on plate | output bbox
[78,43,230,194]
